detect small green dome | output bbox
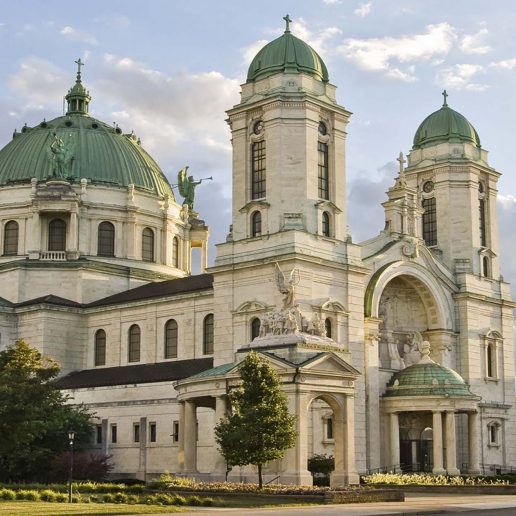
[247,15,329,83]
[413,92,480,149]
[384,357,476,398]
[0,114,173,197]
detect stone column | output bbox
[183,400,197,474]
[177,402,185,471]
[212,396,228,480]
[69,210,78,256]
[468,412,481,474]
[432,410,445,474]
[101,418,109,455]
[445,411,460,475]
[281,392,313,485]
[344,395,359,484]
[389,412,400,471]
[139,416,148,480]
[28,209,41,257]
[201,242,208,273]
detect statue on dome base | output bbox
[176,165,212,211]
[48,132,75,179]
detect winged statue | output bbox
[274,262,300,308]
[177,166,212,211]
[48,132,75,179]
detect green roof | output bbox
[247,17,328,83]
[188,362,235,379]
[413,93,480,149]
[384,358,476,398]
[0,114,174,197]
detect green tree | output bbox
[0,339,93,481]
[214,351,297,488]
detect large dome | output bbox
[413,92,481,149]
[0,68,174,198]
[247,16,329,83]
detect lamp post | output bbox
[68,430,75,503]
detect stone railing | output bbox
[39,251,67,261]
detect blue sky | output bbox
[1,0,515,289]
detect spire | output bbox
[283,14,292,33]
[65,58,91,116]
[442,89,448,107]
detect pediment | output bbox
[301,353,360,378]
[235,300,268,313]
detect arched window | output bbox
[172,237,179,268]
[251,211,262,237]
[483,256,489,278]
[422,197,437,246]
[318,141,329,200]
[251,317,261,340]
[94,329,106,366]
[142,227,154,262]
[486,342,495,378]
[251,140,266,199]
[325,318,332,339]
[322,211,330,237]
[48,218,66,251]
[128,324,141,362]
[3,220,19,256]
[488,421,501,446]
[164,319,178,359]
[479,198,487,247]
[98,221,115,257]
[203,314,214,355]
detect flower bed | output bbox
[362,472,509,486]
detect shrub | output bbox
[50,453,114,482]
[171,494,186,505]
[186,495,203,506]
[55,492,68,502]
[362,472,510,486]
[0,488,16,500]
[308,454,335,476]
[102,493,115,503]
[127,494,139,504]
[15,489,40,501]
[113,492,129,504]
[40,489,58,502]
[202,497,215,506]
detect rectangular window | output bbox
[96,425,102,444]
[134,423,140,443]
[251,141,266,199]
[318,142,329,200]
[149,422,157,443]
[326,417,334,440]
[422,197,437,246]
[172,421,179,443]
[110,424,117,444]
[479,199,487,247]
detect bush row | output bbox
[0,481,145,494]
[362,473,510,486]
[0,488,214,506]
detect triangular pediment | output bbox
[300,352,360,378]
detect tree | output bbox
[215,351,297,488]
[0,339,93,481]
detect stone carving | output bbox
[403,331,424,367]
[274,262,300,309]
[48,132,75,178]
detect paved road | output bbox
[166,493,516,515]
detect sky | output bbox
[0,0,515,292]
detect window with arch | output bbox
[251,211,262,237]
[142,227,155,262]
[94,329,106,366]
[488,421,501,446]
[325,318,332,339]
[251,140,266,199]
[98,221,115,257]
[318,141,329,200]
[483,256,490,278]
[484,331,502,380]
[422,197,437,246]
[322,211,331,237]
[251,317,261,340]
[203,314,214,355]
[128,324,141,363]
[164,319,178,359]
[48,218,66,251]
[172,237,179,268]
[3,220,19,256]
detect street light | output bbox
[68,430,75,503]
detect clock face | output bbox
[253,121,263,135]
[423,181,434,193]
[318,122,327,135]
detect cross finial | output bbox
[283,14,292,33]
[396,151,406,175]
[442,89,448,107]
[75,58,84,81]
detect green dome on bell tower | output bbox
[247,15,329,83]
[65,58,91,116]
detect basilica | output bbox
[0,18,514,486]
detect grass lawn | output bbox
[0,501,183,515]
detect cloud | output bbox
[435,63,488,91]
[497,195,516,296]
[355,2,372,17]
[242,39,269,66]
[460,28,491,55]
[489,58,516,70]
[290,18,342,59]
[60,26,98,45]
[337,22,456,81]
[322,0,341,4]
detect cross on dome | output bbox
[283,14,292,33]
[75,58,84,81]
[442,89,448,107]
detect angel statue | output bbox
[48,132,75,179]
[176,166,212,211]
[274,262,300,309]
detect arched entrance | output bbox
[399,415,433,472]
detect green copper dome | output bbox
[247,15,329,83]
[413,91,480,149]
[0,65,174,198]
[384,355,476,398]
